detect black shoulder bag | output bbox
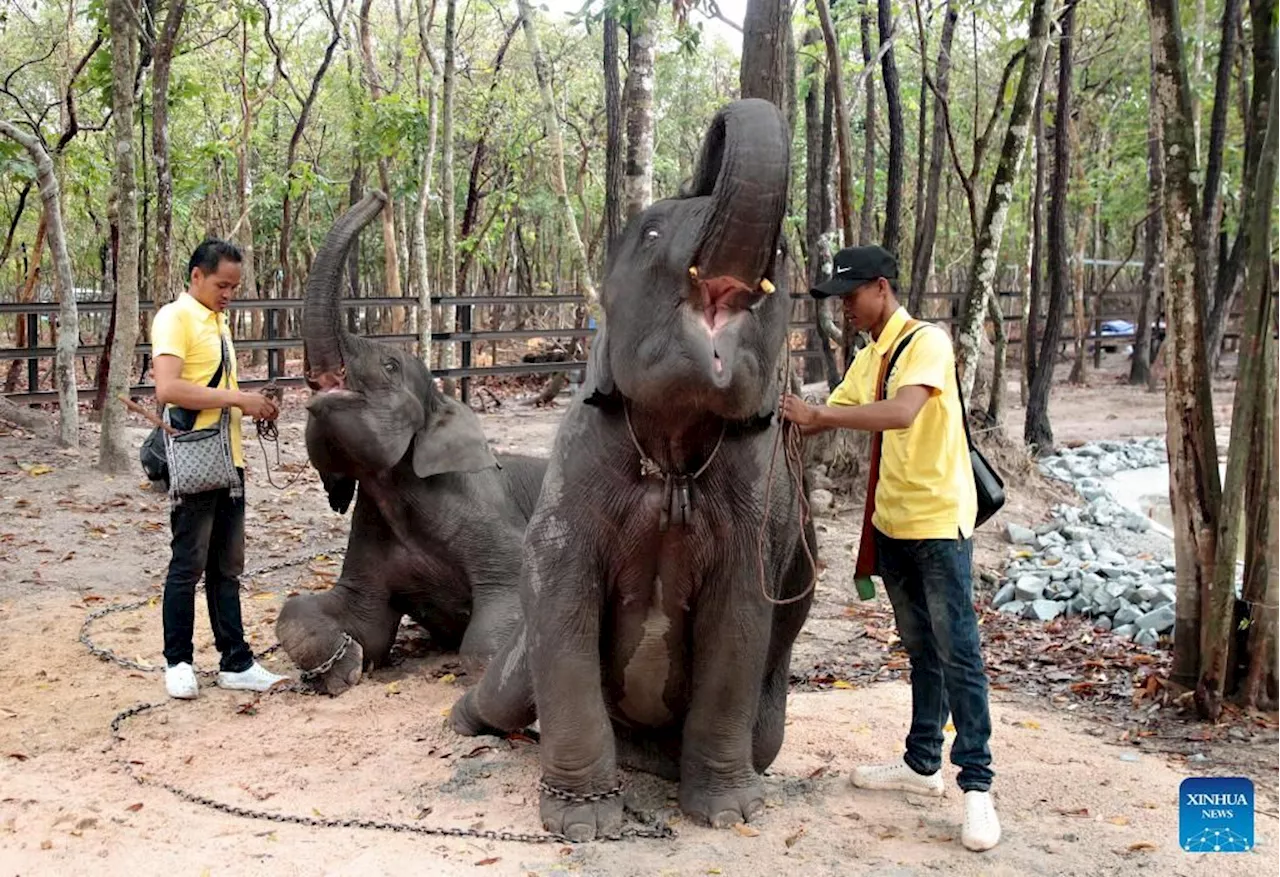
[138,339,228,489]
[880,325,1006,531]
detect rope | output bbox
[756,341,820,607]
[253,381,308,491]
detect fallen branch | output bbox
[116,394,179,435]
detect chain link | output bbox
[297,633,354,681]
[80,547,345,678]
[110,702,676,844]
[538,779,625,804]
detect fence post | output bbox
[26,313,38,394]
[460,300,472,404]
[266,307,279,380]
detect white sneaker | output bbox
[850,760,944,797]
[165,662,199,699]
[962,790,1001,851]
[216,662,289,692]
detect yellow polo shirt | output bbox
[828,306,976,540]
[150,292,244,467]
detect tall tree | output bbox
[1130,67,1164,386]
[1025,0,1079,452]
[741,0,791,113]
[908,0,957,312]
[603,9,624,252]
[0,122,79,447]
[100,0,142,473]
[858,1,877,245]
[1147,0,1223,694]
[413,0,440,364]
[877,0,903,258]
[623,0,657,218]
[1023,72,1048,405]
[813,0,853,246]
[359,0,404,310]
[515,0,598,310]
[953,0,1051,404]
[439,0,458,375]
[150,0,185,304]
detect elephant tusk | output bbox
[760,278,775,295]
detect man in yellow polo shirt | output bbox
[780,245,999,852]
[150,238,286,699]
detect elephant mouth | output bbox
[306,384,364,414]
[688,270,770,376]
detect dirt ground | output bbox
[1,355,1274,877]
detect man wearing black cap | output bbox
[780,245,999,852]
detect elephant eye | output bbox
[643,224,661,242]
[383,360,399,375]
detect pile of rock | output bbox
[993,437,1175,647]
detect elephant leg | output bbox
[450,620,536,736]
[752,646,792,774]
[458,580,523,669]
[276,583,398,696]
[678,570,771,829]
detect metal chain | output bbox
[110,702,676,844]
[537,779,624,804]
[80,547,345,678]
[297,633,354,681]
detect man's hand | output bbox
[236,391,279,421]
[780,393,819,427]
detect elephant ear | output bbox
[412,396,499,479]
[581,323,616,406]
[320,471,357,515]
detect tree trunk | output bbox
[1067,204,1090,385]
[1204,69,1277,716]
[858,1,877,245]
[741,0,791,114]
[100,0,141,474]
[910,0,928,270]
[414,0,439,366]
[151,0,185,305]
[1148,0,1223,699]
[515,0,598,311]
[1024,3,1078,453]
[1131,70,1164,386]
[813,0,853,246]
[603,10,624,255]
[909,0,957,312]
[236,19,263,366]
[1200,0,1242,300]
[986,289,1008,422]
[623,1,657,219]
[439,0,458,379]
[952,0,1051,404]
[878,0,904,259]
[359,0,403,319]
[0,123,80,446]
[1024,74,1047,402]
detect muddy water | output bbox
[1104,462,1245,564]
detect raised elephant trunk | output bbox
[303,190,389,389]
[689,98,790,287]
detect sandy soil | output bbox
[1,359,1274,877]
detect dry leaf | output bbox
[1014,720,1041,730]
[439,673,457,684]
[385,682,401,696]
[125,803,143,812]
[1107,815,1130,826]
[1055,807,1090,818]
[40,840,52,850]
[23,464,53,476]
[874,824,902,840]
[832,680,852,689]
[733,823,760,838]
[785,826,806,848]
[1128,841,1157,852]
[808,766,826,780]
[475,857,500,866]
[7,752,29,761]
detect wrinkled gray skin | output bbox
[449,99,816,840]
[276,192,546,695]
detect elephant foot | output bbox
[539,784,624,842]
[304,636,365,696]
[449,689,497,737]
[678,778,766,828]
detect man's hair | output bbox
[188,238,243,280]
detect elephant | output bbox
[448,98,817,840]
[275,191,547,695]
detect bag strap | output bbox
[877,320,927,402]
[952,361,975,451]
[208,328,228,389]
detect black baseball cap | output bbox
[810,245,898,298]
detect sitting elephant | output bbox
[449,99,816,840]
[276,191,547,695]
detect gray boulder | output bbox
[810,489,835,515]
[992,583,1016,608]
[1038,530,1067,548]
[1069,595,1092,616]
[1137,604,1176,633]
[1096,457,1120,477]
[1134,628,1159,648]
[1006,523,1038,546]
[1097,548,1128,566]
[1136,584,1160,604]
[1015,574,1048,601]
[1113,602,1142,626]
[1031,599,1065,622]
[1152,585,1176,606]
[1095,615,1113,632]
[1113,624,1136,641]
[998,600,1026,616]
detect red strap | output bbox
[853,320,919,583]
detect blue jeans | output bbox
[875,528,994,792]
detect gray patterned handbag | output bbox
[163,334,243,500]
